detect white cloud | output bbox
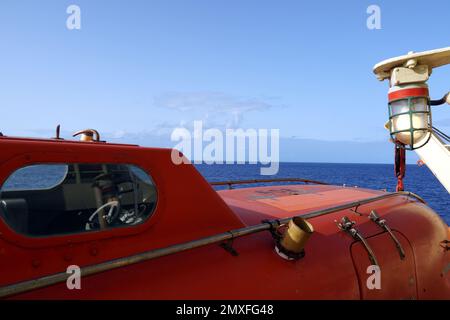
[154,91,279,128]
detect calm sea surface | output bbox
[2,162,448,225]
[195,163,450,224]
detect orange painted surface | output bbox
[0,135,448,300]
[256,189,379,212]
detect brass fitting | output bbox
[276,217,314,260]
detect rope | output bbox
[394,142,406,192]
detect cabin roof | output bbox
[218,184,385,225]
[0,135,139,147]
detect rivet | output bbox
[90,247,98,256]
[31,259,41,268]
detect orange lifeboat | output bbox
[0,134,448,300]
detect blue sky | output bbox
[0,0,449,163]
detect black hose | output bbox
[430,93,449,106]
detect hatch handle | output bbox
[369,210,406,260]
[73,129,102,142]
[337,216,379,266]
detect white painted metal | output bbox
[373,47,450,80]
[415,133,450,193]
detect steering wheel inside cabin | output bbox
[86,200,120,230]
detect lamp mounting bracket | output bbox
[373,47,450,82]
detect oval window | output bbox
[0,164,157,236]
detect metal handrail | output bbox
[211,178,329,189]
[0,191,424,298]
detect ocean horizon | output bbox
[196,162,450,224]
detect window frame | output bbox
[0,152,162,248]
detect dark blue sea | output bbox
[195,163,450,224]
[2,162,448,225]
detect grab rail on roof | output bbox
[210,178,329,189]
